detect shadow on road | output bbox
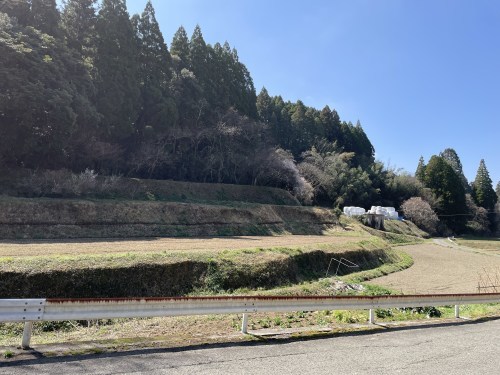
[2,315,499,368]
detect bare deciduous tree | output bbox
[401,197,439,235]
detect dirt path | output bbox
[368,242,500,294]
[0,234,366,257]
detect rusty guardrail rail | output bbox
[2,293,500,349]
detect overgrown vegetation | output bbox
[0,235,401,298]
[0,0,373,207]
[2,168,299,205]
[2,301,499,351]
[409,150,498,235]
[3,0,497,228]
[0,197,336,239]
[401,197,439,235]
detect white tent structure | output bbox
[343,206,399,219]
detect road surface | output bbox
[2,318,499,374]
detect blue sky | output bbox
[125,0,499,185]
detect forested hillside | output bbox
[0,0,498,235]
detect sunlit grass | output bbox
[455,236,500,254]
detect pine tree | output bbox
[256,87,273,124]
[320,105,340,143]
[228,46,257,118]
[189,24,208,90]
[1,0,32,26]
[136,1,171,82]
[61,0,97,59]
[170,26,189,67]
[440,148,469,192]
[31,0,61,36]
[425,155,467,233]
[134,0,177,135]
[472,159,497,210]
[208,42,230,108]
[94,0,140,141]
[415,156,426,182]
[352,120,374,166]
[290,100,310,155]
[0,12,99,168]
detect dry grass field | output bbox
[368,242,500,294]
[455,237,500,255]
[0,234,369,257]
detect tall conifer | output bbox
[1,0,32,26]
[472,159,497,209]
[95,0,140,141]
[189,25,208,90]
[320,105,340,143]
[440,148,469,192]
[134,0,177,134]
[256,87,273,124]
[61,0,97,59]
[424,155,467,232]
[170,26,189,67]
[31,0,61,36]
[415,156,426,182]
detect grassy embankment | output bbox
[0,172,300,205]
[0,197,335,239]
[0,177,443,353]
[0,184,426,298]
[0,233,410,298]
[2,212,498,355]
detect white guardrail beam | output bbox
[1,293,500,349]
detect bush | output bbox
[399,306,441,318]
[401,197,439,235]
[18,169,121,198]
[465,194,491,236]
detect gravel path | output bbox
[368,241,500,294]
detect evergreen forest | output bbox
[0,0,498,235]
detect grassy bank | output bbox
[0,197,338,239]
[0,236,403,298]
[0,248,417,349]
[0,171,300,206]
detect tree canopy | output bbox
[423,155,467,233]
[472,159,497,210]
[0,2,496,236]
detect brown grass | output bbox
[0,170,300,206]
[0,234,368,257]
[455,237,500,254]
[368,242,500,293]
[0,198,339,239]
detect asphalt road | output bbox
[2,318,499,374]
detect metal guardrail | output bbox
[1,293,500,349]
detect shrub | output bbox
[401,197,439,235]
[19,169,121,198]
[465,194,491,236]
[69,168,98,196]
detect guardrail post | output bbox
[455,305,460,318]
[22,321,33,349]
[241,313,249,334]
[369,309,375,324]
